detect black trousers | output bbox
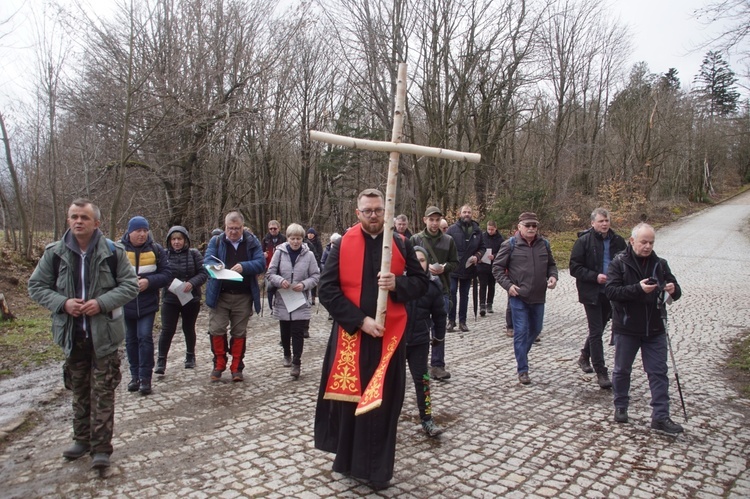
[280,319,308,366]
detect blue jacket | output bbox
[120,233,172,319]
[204,230,265,312]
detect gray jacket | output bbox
[28,230,139,358]
[266,242,320,321]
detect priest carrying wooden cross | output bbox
[311,63,480,415]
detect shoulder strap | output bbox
[415,234,442,265]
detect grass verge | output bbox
[727,331,750,399]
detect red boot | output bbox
[229,337,246,381]
[210,334,228,382]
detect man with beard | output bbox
[315,188,428,490]
[445,205,485,332]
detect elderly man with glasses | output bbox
[205,211,265,383]
[492,212,558,385]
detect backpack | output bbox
[51,239,119,281]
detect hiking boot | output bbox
[232,371,244,382]
[487,304,494,314]
[184,353,195,369]
[91,453,110,470]
[447,321,456,332]
[578,355,594,374]
[422,418,444,437]
[505,327,514,337]
[154,357,166,375]
[283,356,292,367]
[614,408,628,423]
[210,370,222,382]
[127,379,139,392]
[430,366,452,380]
[139,379,152,395]
[651,417,684,435]
[597,372,613,389]
[459,323,469,332]
[518,372,531,385]
[291,364,301,379]
[62,441,89,460]
[479,304,486,317]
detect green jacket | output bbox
[411,229,459,295]
[28,230,139,358]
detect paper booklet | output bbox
[276,287,308,312]
[204,255,243,281]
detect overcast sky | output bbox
[1,0,746,108]
[612,0,747,90]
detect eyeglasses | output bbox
[226,226,243,232]
[269,227,279,231]
[359,208,385,217]
[521,223,538,228]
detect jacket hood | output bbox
[166,225,191,248]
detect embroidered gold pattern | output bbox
[328,329,359,394]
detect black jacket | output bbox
[605,245,681,337]
[569,228,627,304]
[404,276,447,346]
[162,226,208,305]
[478,230,504,274]
[446,220,485,280]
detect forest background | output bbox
[0,0,749,260]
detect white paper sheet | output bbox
[168,278,194,306]
[276,287,307,312]
[481,248,492,264]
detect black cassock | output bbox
[314,229,428,484]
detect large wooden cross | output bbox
[310,63,481,326]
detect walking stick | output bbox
[661,291,688,422]
[472,276,478,322]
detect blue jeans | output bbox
[430,295,450,368]
[125,314,156,381]
[449,276,471,324]
[612,333,670,421]
[509,297,545,374]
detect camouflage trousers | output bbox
[65,337,122,455]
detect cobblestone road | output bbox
[1,194,749,498]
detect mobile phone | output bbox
[645,277,658,285]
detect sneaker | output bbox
[139,379,152,395]
[596,372,613,389]
[447,321,456,332]
[184,353,195,369]
[651,417,684,435]
[614,408,628,423]
[518,372,531,385]
[283,356,292,367]
[487,304,494,313]
[422,419,444,437]
[127,379,139,392]
[479,305,486,317]
[578,355,594,374]
[210,370,222,382]
[232,371,244,382]
[430,366,452,380]
[154,358,166,375]
[62,441,89,460]
[459,323,469,332]
[505,327,514,337]
[291,364,300,379]
[91,453,110,470]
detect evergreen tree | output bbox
[694,51,741,116]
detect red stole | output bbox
[323,224,407,415]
